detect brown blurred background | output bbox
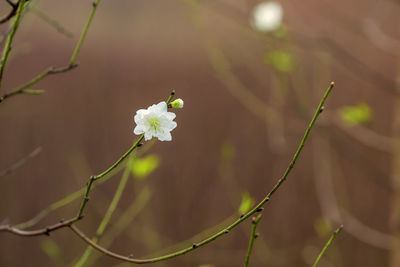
[1,0,400,266]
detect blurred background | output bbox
[0,0,399,266]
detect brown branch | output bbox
[0,217,76,236]
[0,0,19,24]
[69,225,161,264]
[0,63,78,103]
[0,147,42,177]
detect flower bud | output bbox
[171,98,184,109]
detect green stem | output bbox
[244,215,262,267]
[75,135,144,221]
[75,163,132,267]
[93,135,144,181]
[70,83,334,264]
[16,140,156,230]
[1,0,100,103]
[0,0,26,89]
[166,91,175,105]
[88,186,151,267]
[69,0,101,65]
[312,225,343,267]
[0,64,77,103]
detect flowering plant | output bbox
[133,101,178,141]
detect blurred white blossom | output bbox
[134,102,177,141]
[251,1,283,32]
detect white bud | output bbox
[171,98,184,109]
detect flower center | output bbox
[148,117,161,131]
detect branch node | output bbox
[192,243,197,248]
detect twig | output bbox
[69,0,101,65]
[74,91,174,221]
[0,134,145,235]
[0,64,78,103]
[0,147,42,177]
[312,134,396,249]
[87,186,152,267]
[0,0,26,89]
[312,226,343,267]
[30,6,73,38]
[16,140,156,230]
[0,0,101,104]
[0,217,75,237]
[244,215,262,267]
[326,113,395,154]
[0,83,332,264]
[74,161,133,267]
[0,0,19,24]
[65,83,333,264]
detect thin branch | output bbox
[86,186,152,267]
[0,83,332,264]
[30,6,73,38]
[0,0,26,89]
[0,0,18,24]
[312,134,396,249]
[0,134,145,236]
[16,140,156,230]
[312,226,343,267]
[74,135,144,221]
[326,113,395,154]
[0,217,75,237]
[0,0,101,104]
[0,63,78,103]
[244,215,262,267]
[74,161,132,267]
[0,146,42,177]
[69,0,101,65]
[66,83,333,264]
[74,90,174,221]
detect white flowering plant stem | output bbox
[0,1,344,265]
[75,90,177,221]
[0,82,337,265]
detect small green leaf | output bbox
[339,103,372,126]
[238,192,254,215]
[314,217,332,238]
[130,154,160,179]
[220,142,235,160]
[40,239,61,260]
[264,50,294,72]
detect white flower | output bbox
[251,2,283,32]
[134,101,177,141]
[171,98,184,109]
